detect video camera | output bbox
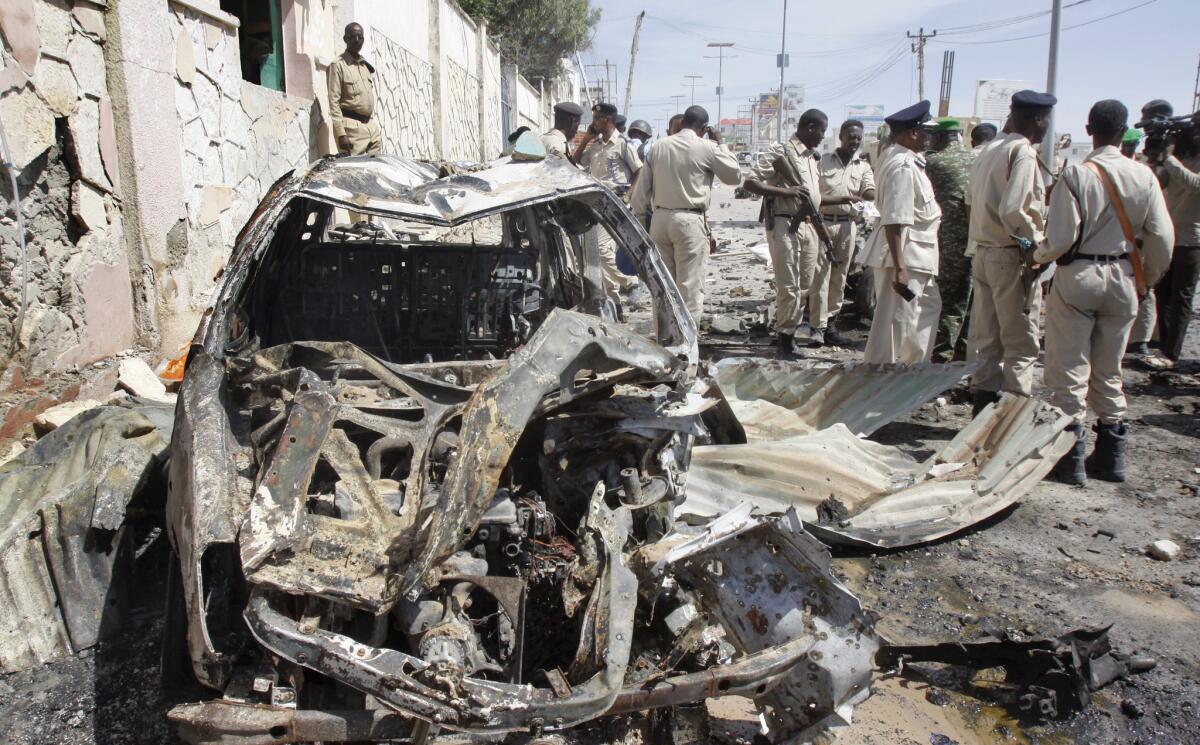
[1136,113,1199,155]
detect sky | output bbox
[578,0,1199,145]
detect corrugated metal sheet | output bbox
[682,394,1074,548]
[0,403,173,673]
[713,358,975,436]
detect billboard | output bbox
[756,85,805,141]
[974,79,1034,124]
[844,104,885,125]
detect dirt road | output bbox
[1,183,1197,745]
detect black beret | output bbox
[884,100,932,132]
[553,101,583,117]
[592,102,618,117]
[1011,90,1057,110]
[614,114,627,129]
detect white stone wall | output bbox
[165,4,319,348]
[0,0,135,374]
[370,27,436,159]
[481,39,503,160]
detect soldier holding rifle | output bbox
[744,109,829,355]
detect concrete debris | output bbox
[1147,539,1181,561]
[708,315,743,334]
[117,358,174,403]
[32,398,104,435]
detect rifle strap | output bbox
[1082,161,1147,296]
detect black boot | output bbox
[1086,421,1128,482]
[970,390,1001,417]
[777,333,796,357]
[1049,422,1087,486]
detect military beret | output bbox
[1122,128,1143,144]
[1011,90,1057,110]
[614,114,627,130]
[592,102,618,117]
[884,100,932,132]
[931,117,962,132]
[1140,99,1174,120]
[553,101,583,117]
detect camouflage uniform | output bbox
[925,140,976,361]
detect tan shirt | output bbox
[818,150,876,217]
[860,145,942,274]
[965,132,1047,248]
[1164,154,1200,246]
[579,132,642,191]
[541,129,569,158]
[327,52,376,139]
[1038,146,1174,284]
[630,129,742,217]
[748,136,821,215]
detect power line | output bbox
[932,0,1158,45]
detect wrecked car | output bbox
[163,153,879,744]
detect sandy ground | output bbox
[2,182,1198,744]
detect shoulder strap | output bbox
[1083,160,1147,295]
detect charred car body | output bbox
[165,154,878,743]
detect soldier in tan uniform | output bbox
[573,102,642,302]
[964,90,1055,414]
[817,119,876,345]
[1038,100,1174,484]
[860,101,943,365]
[540,101,583,159]
[327,23,382,156]
[744,109,828,355]
[630,105,742,330]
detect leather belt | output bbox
[342,110,371,124]
[821,215,854,223]
[658,206,706,213]
[1075,253,1129,262]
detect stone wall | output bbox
[370,27,436,159]
[0,0,134,377]
[164,4,320,352]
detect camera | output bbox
[1136,112,1199,155]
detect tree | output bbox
[458,0,600,83]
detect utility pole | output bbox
[1192,51,1200,113]
[669,94,686,117]
[623,12,645,116]
[706,42,735,126]
[937,50,955,117]
[749,97,758,152]
[1043,0,1062,172]
[777,0,789,143]
[907,27,936,100]
[683,75,703,106]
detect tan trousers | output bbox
[1044,260,1138,423]
[969,247,1041,395]
[650,210,709,322]
[1129,288,1157,345]
[343,117,383,155]
[811,220,856,329]
[864,267,941,364]
[766,221,819,335]
[595,229,638,301]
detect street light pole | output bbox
[1043,0,1063,171]
[706,42,735,126]
[777,0,789,143]
[683,75,703,106]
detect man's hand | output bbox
[705,125,722,144]
[893,265,911,295]
[846,194,864,205]
[787,185,810,200]
[337,135,352,154]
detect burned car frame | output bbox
[164,153,878,744]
